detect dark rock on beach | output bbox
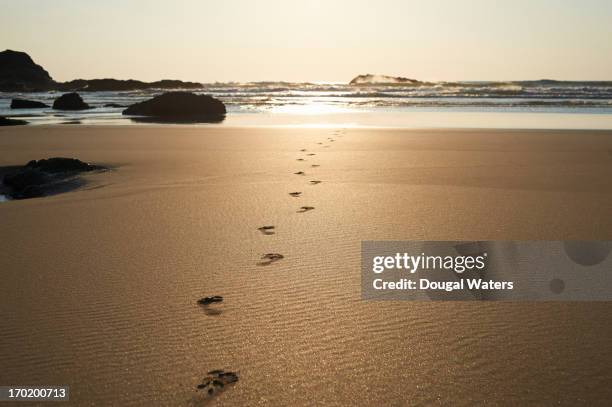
[0,50,54,91]
[10,99,49,109]
[122,92,226,123]
[25,157,101,173]
[1,157,106,199]
[0,117,28,126]
[52,93,90,110]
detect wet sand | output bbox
[1,125,611,406]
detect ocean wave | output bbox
[3,80,612,122]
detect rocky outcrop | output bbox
[1,50,206,92]
[10,99,49,109]
[349,74,422,85]
[122,92,226,122]
[52,93,90,110]
[58,78,203,92]
[0,50,54,91]
[0,117,28,126]
[2,158,106,199]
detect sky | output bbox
[2,0,612,83]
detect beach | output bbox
[1,125,611,406]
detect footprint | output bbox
[294,171,305,175]
[307,153,316,156]
[297,206,315,213]
[258,253,284,266]
[310,180,322,185]
[258,226,275,235]
[311,164,320,167]
[296,158,305,161]
[300,149,307,152]
[317,142,323,145]
[197,296,223,305]
[197,370,239,397]
[197,296,224,315]
[324,145,330,148]
[289,192,302,197]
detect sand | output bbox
[0,125,611,406]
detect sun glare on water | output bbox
[271,102,351,115]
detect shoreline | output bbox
[3,109,612,130]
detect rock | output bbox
[0,50,204,92]
[122,92,226,122]
[2,157,105,199]
[10,99,49,109]
[25,157,100,173]
[0,50,54,91]
[52,93,90,110]
[103,103,125,108]
[0,117,28,126]
[2,168,51,199]
[349,74,422,85]
[58,78,203,92]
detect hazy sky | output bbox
[2,0,612,83]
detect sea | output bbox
[2,80,612,129]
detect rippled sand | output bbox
[1,126,611,406]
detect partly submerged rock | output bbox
[122,91,226,123]
[0,50,54,91]
[349,74,422,85]
[2,157,105,199]
[0,116,28,126]
[52,92,90,110]
[10,98,49,109]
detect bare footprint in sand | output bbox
[307,153,316,156]
[296,158,305,161]
[258,253,284,266]
[196,370,239,396]
[294,171,305,175]
[311,164,320,167]
[289,192,302,197]
[297,206,315,213]
[310,180,322,185]
[258,226,275,235]
[197,296,224,315]
[317,142,323,145]
[300,149,307,152]
[197,296,223,305]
